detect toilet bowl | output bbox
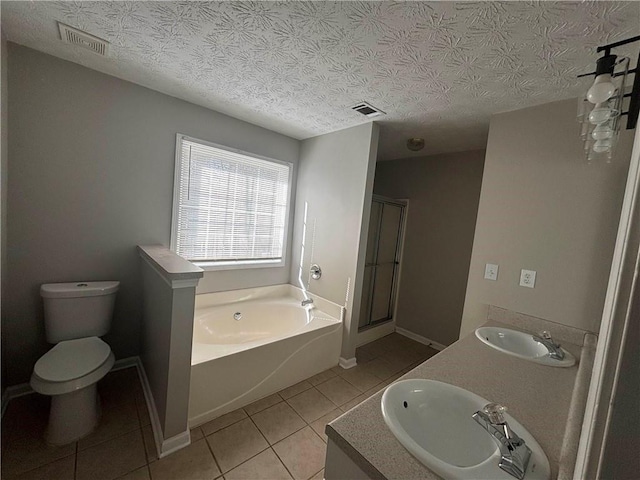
[30,281,119,445]
[31,337,115,444]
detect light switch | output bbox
[520,269,536,288]
[484,263,499,281]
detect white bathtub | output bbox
[188,284,343,427]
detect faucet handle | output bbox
[483,403,507,424]
[540,330,560,347]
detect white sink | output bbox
[475,327,575,367]
[381,379,550,480]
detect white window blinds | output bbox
[173,136,291,265]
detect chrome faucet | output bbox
[532,330,565,360]
[301,298,314,307]
[472,403,531,480]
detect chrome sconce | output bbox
[577,35,640,163]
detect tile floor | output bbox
[1,333,438,480]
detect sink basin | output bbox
[381,379,550,480]
[475,327,575,367]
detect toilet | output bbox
[30,281,119,445]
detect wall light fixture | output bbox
[577,35,640,163]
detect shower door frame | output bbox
[358,195,408,333]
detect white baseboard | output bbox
[339,356,357,369]
[133,357,190,458]
[395,327,447,351]
[356,321,396,347]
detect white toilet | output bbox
[30,281,119,445]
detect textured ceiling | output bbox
[2,1,639,160]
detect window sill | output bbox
[192,259,285,272]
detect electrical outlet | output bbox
[520,269,536,288]
[484,263,499,281]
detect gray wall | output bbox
[291,122,379,360]
[373,150,485,346]
[461,98,635,338]
[4,44,299,386]
[1,31,8,394]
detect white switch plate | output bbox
[520,269,536,288]
[484,263,499,281]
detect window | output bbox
[171,134,292,269]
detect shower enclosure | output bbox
[358,195,407,331]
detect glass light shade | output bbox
[588,104,619,125]
[593,139,612,153]
[591,124,614,141]
[587,74,616,104]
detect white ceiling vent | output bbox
[58,22,110,56]
[350,102,385,118]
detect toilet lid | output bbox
[34,337,111,382]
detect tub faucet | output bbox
[532,330,565,360]
[301,298,314,307]
[472,403,531,480]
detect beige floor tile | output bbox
[78,400,140,450]
[244,393,283,416]
[251,402,306,445]
[355,346,375,363]
[135,395,151,427]
[339,367,381,392]
[190,427,204,442]
[118,466,150,480]
[286,388,336,423]
[307,370,337,386]
[207,418,269,473]
[273,427,326,480]
[1,429,76,478]
[358,357,403,380]
[224,448,292,480]
[315,377,360,406]
[142,425,158,463]
[8,454,75,480]
[278,381,313,400]
[76,429,146,480]
[201,409,248,437]
[149,439,220,480]
[330,366,344,376]
[310,468,324,479]
[339,394,368,413]
[309,409,342,442]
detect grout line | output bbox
[203,432,224,477]
[271,445,297,480]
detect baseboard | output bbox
[356,321,396,347]
[339,356,357,369]
[395,327,447,351]
[133,357,190,458]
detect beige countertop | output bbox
[327,321,590,480]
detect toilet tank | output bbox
[40,281,120,343]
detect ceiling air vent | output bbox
[58,22,110,56]
[350,102,385,118]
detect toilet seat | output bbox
[31,337,114,396]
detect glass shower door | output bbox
[358,197,405,330]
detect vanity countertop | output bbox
[326,320,592,480]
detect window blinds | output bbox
[174,137,291,264]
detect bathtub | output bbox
[188,284,344,427]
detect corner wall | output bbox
[374,150,485,346]
[1,29,9,396]
[291,122,379,362]
[4,44,299,386]
[461,98,635,337]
